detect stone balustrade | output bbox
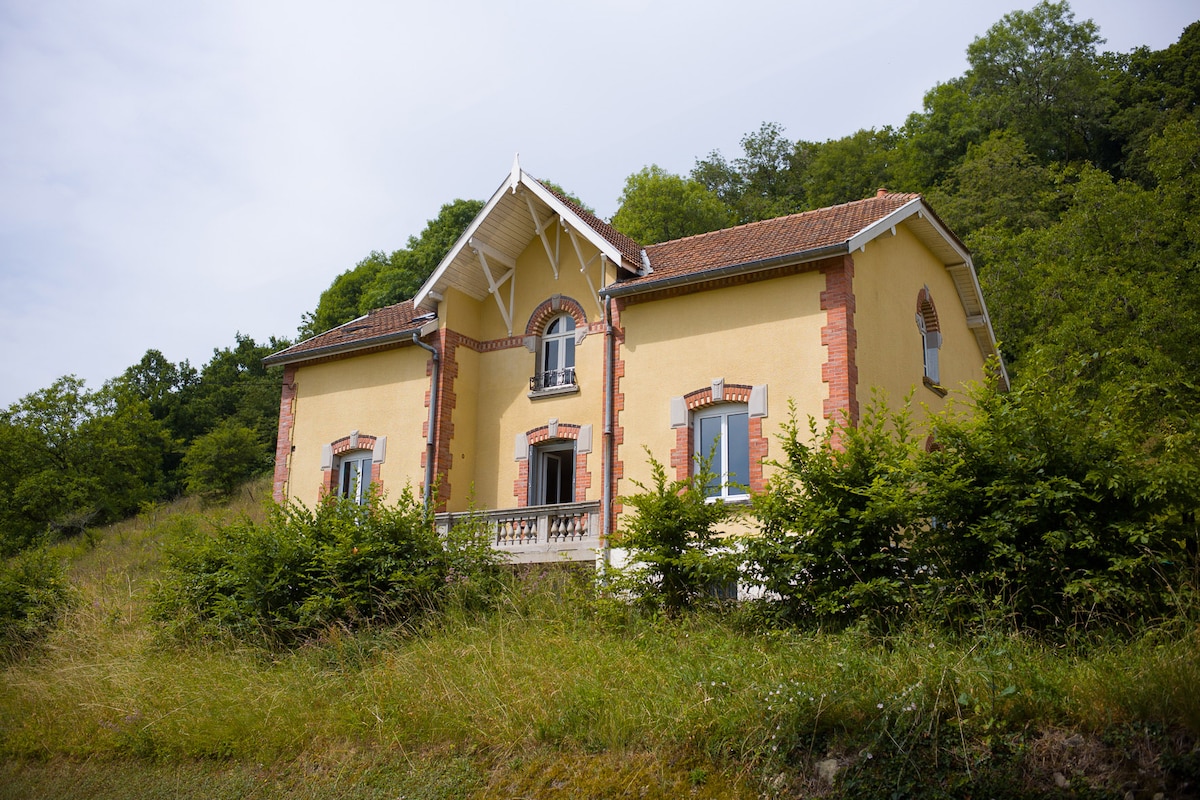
[435,501,601,563]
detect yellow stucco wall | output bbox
[438,232,608,512]
[616,269,828,504]
[853,224,987,413]
[286,346,430,508]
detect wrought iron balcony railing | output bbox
[529,367,576,392]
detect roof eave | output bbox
[262,326,427,367]
[601,243,849,299]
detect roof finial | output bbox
[510,153,522,193]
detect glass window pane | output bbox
[561,315,575,331]
[544,339,559,371]
[547,318,561,335]
[563,338,575,369]
[727,413,749,493]
[698,415,722,495]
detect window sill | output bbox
[528,384,580,400]
[923,376,948,397]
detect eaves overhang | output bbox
[601,243,849,299]
[262,319,438,367]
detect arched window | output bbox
[536,313,576,390]
[916,288,942,387]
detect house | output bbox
[263,158,1003,563]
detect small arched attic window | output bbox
[916,287,943,390]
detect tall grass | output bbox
[2,481,1197,798]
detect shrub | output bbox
[609,450,740,617]
[181,420,270,501]
[744,397,923,629]
[0,547,75,655]
[152,488,503,645]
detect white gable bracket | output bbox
[523,191,561,280]
[470,236,517,336]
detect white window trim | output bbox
[337,450,374,505]
[694,402,750,502]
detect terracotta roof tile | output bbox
[626,192,921,287]
[539,182,644,271]
[264,300,430,365]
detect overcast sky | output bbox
[1,0,1196,407]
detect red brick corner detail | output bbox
[820,255,859,448]
[272,364,298,504]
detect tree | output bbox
[802,128,902,208]
[301,199,484,339]
[182,420,269,501]
[610,166,735,244]
[692,122,804,223]
[965,1,1108,164]
[0,377,167,554]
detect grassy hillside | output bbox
[2,481,1198,799]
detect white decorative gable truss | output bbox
[414,155,642,334]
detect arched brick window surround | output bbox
[916,287,946,394]
[513,422,592,507]
[916,287,941,334]
[321,433,384,498]
[669,383,768,493]
[524,294,587,336]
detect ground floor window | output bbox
[532,441,575,506]
[338,451,373,504]
[695,403,749,500]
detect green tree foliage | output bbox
[152,491,503,645]
[0,377,167,555]
[692,122,804,223]
[918,368,1198,630]
[300,199,484,339]
[802,127,903,208]
[611,451,739,617]
[610,166,735,244]
[745,399,923,628]
[181,420,269,502]
[965,1,1108,165]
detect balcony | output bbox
[529,367,577,395]
[435,501,601,563]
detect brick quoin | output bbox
[670,384,768,492]
[820,255,859,449]
[422,328,462,511]
[607,300,627,536]
[272,364,298,503]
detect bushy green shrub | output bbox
[610,450,740,617]
[0,547,75,655]
[181,420,270,501]
[152,489,503,645]
[915,369,1197,630]
[745,397,923,629]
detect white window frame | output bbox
[530,440,575,506]
[917,313,942,385]
[694,403,750,502]
[337,451,374,505]
[538,314,576,390]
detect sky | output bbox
[1,0,1196,407]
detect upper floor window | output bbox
[695,403,750,501]
[532,313,576,391]
[916,289,943,389]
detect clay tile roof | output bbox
[539,182,644,272]
[621,192,922,288]
[263,299,430,366]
